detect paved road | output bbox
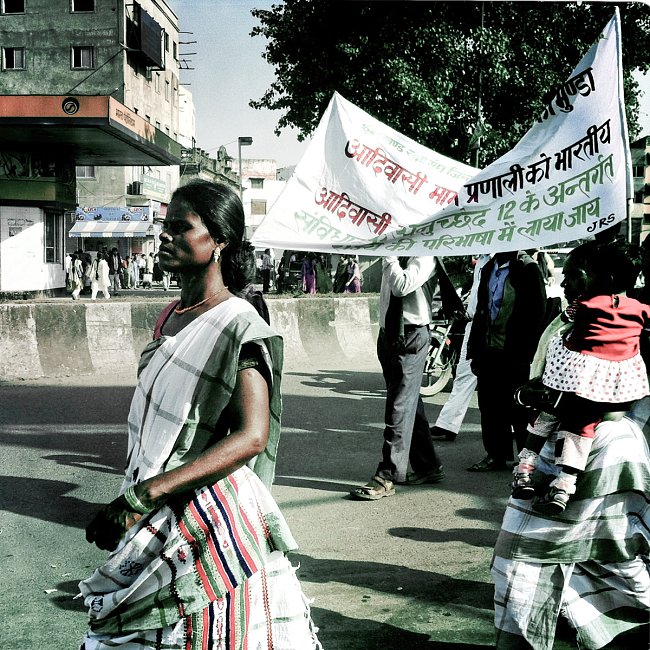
[0,354,631,649]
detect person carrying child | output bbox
[512,239,650,513]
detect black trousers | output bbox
[475,347,530,464]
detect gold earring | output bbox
[213,248,221,263]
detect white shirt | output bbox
[467,254,492,319]
[379,256,438,328]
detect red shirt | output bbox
[565,294,650,361]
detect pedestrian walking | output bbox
[430,255,490,442]
[69,253,84,300]
[465,250,547,472]
[315,254,333,293]
[89,251,111,300]
[511,240,649,513]
[344,256,362,293]
[492,241,650,649]
[79,180,322,650]
[302,253,317,294]
[106,248,122,295]
[351,255,444,500]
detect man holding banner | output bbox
[350,255,444,500]
[466,250,547,472]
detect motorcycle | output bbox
[420,301,469,397]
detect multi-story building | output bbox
[240,158,286,243]
[0,0,181,297]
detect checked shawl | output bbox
[493,417,650,649]
[79,297,297,635]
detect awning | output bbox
[69,221,155,238]
[0,96,181,166]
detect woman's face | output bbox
[561,255,589,303]
[157,198,218,272]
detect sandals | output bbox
[466,456,508,472]
[350,476,395,500]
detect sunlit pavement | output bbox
[0,357,641,648]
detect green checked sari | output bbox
[492,416,650,649]
[79,297,321,650]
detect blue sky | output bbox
[169,1,649,168]
[169,0,310,167]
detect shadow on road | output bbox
[292,553,494,612]
[0,476,101,529]
[312,607,494,649]
[389,526,499,549]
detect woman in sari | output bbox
[491,241,650,649]
[70,252,85,300]
[80,180,322,649]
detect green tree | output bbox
[251,1,650,167]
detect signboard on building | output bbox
[142,174,167,198]
[75,206,150,222]
[108,98,156,143]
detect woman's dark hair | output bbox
[170,180,256,293]
[582,239,643,294]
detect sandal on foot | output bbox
[511,463,536,500]
[466,456,508,472]
[533,486,571,515]
[401,467,445,485]
[350,476,395,500]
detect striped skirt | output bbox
[79,467,322,649]
[81,552,321,650]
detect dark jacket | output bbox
[467,251,547,370]
[107,251,122,275]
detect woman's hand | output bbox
[85,496,142,552]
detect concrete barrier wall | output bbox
[0,296,380,380]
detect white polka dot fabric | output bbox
[543,335,649,403]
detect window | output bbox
[173,42,177,60]
[164,31,169,52]
[44,212,63,264]
[2,0,25,14]
[3,47,25,70]
[165,80,170,101]
[71,45,94,69]
[71,0,95,12]
[633,164,645,178]
[76,165,95,179]
[154,72,160,93]
[250,178,264,190]
[251,199,267,216]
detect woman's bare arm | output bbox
[85,366,270,551]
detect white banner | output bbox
[252,12,631,257]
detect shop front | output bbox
[68,206,160,259]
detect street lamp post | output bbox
[237,136,253,204]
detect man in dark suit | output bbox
[107,247,122,295]
[466,250,547,472]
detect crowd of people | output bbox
[65,249,172,299]
[76,179,649,649]
[262,251,363,294]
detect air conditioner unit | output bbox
[132,181,143,195]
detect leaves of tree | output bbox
[250,1,649,166]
